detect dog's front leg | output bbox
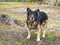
[37,25,41,41]
[26,28,31,39]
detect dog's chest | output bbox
[27,21,37,29]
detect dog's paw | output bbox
[26,36,30,39]
[42,35,45,38]
[37,38,40,42]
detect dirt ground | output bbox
[0,11,60,45]
[0,20,60,45]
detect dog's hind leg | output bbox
[26,28,31,39]
[44,20,48,28]
[41,20,48,38]
[41,24,46,38]
[37,25,41,41]
[42,29,46,38]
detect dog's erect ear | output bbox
[27,8,31,12]
[35,9,40,13]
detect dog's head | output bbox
[27,8,40,21]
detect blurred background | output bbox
[0,0,60,6]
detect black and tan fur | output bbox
[26,8,48,41]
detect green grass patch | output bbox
[16,41,22,45]
[57,0,60,6]
[32,31,56,41]
[16,39,26,45]
[46,31,56,41]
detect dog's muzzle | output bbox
[30,15,35,21]
[30,17,35,21]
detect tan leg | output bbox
[37,25,41,41]
[41,25,45,38]
[42,30,46,38]
[45,20,48,28]
[41,20,48,38]
[26,28,31,39]
[43,20,48,38]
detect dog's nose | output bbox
[32,18,33,20]
[31,18,34,21]
[30,17,34,21]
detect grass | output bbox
[32,30,56,41]
[16,41,22,45]
[32,31,56,45]
[48,21,60,27]
[46,31,56,41]
[16,39,27,45]
[2,41,8,45]
[0,2,40,8]
[57,0,60,6]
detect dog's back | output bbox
[37,11,48,25]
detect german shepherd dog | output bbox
[26,8,48,41]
